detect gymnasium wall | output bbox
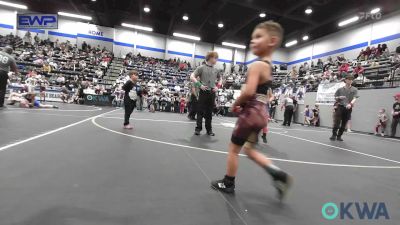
[0,7,246,65]
[244,49,289,66]
[287,12,400,68]
[274,87,400,137]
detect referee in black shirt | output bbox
[190,51,220,136]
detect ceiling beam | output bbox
[282,0,314,16]
[167,0,184,35]
[101,0,113,27]
[68,0,81,13]
[229,0,316,25]
[197,0,229,33]
[285,7,361,40]
[216,14,259,43]
[138,0,143,22]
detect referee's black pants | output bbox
[283,105,294,126]
[332,105,352,137]
[0,70,8,107]
[196,90,215,132]
[188,94,198,120]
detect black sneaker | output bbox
[207,131,215,136]
[336,136,344,141]
[262,134,267,143]
[211,179,235,194]
[53,106,59,109]
[329,135,336,141]
[194,130,201,135]
[272,171,293,201]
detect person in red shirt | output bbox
[338,62,350,79]
[363,47,371,60]
[352,62,364,79]
[179,96,186,114]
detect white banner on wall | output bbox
[316,82,345,105]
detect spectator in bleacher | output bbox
[390,93,400,137]
[304,62,310,71]
[43,62,51,73]
[370,46,378,59]
[56,75,65,85]
[317,59,324,70]
[288,66,298,81]
[0,46,18,109]
[376,44,383,58]
[338,61,350,79]
[336,54,346,65]
[370,60,380,67]
[381,44,389,58]
[298,65,306,77]
[363,47,372,60]
[320,75,330,84]
[357,49,364,60]
[352,62,364,79]
[22,31,32,46]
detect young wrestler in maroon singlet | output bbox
[211,21,292,200]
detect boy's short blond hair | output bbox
[205,51,219,61]
[255,20,284,47]
[129,70,139,76]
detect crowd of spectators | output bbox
[282,43,399,92]
[2,30,399,117]
[2,31,114,103]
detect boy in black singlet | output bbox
[211,21,292,201]
[122,70,139,129]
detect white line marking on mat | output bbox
[11,112,89,118]
[102,116,196,124]
[6,106,102,112]
[91,117,400,169]
[0,109,119,152]
[273,132,400,165]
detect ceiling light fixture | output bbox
[0,0,27,9]
[173,32,200,41]
[58,11,92,20]
[222,42,246,49]
[121,23,153,32]
[338,16,359,27]
[370,8,381,14]
[285,40,298,47]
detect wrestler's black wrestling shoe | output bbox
[262,133,268,143]
[207,131,215,136]
[211,177,235,194]
[272,171,293,201]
